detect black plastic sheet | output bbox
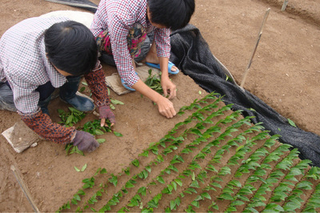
[170,24,320,167]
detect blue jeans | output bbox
[0,82,16,111]
[0,76,81,113]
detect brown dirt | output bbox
[0,0,319,211]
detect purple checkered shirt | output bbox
[90,0,171,87]
[0,16,70,114]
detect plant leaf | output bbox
[74,166,80,172]
[114,131,123,137]
[81,164,87,172]
[97,138,106,144]
[111,99,124,105]
[288,118,297,127]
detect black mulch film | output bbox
[170,24,320,167]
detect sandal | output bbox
[121,79,136,91]
[145,61,179,75]
[121,72,138,91]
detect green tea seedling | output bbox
[110,98,124,110]
[288,118,297,127]
[58,107,86,127]
[65,144,84,156]
[74,164,87,172]
[82,119,112,135]
[144,69,167,96]
[59,107,123,155]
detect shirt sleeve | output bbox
[20,109,76,144]
[84,61,110,107]
[154,28,171,59]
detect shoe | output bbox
[145,61,180,75]
[60,93,94,112]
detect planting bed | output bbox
[57,93,320,212]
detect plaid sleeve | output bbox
[154,28,171,59]
[108,15,139,87]
[20,109,76,144]
[84,61,110,107]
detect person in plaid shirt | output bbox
[0,16,115,152]
[91,0,195,119]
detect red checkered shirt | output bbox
[90,0,171,87]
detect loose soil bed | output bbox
[0,0,319,211]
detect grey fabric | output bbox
[44,0,98,13]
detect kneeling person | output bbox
[0,16,115,152]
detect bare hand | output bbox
[161,77,177,100]
[156,96,176,118]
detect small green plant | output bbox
[58,107,123,155]
[74,164,87,172]
[288,118,297,127]
[82,119,112,135]
[65,144,84,156]
[145,69,163,94]
[110,98,124,110]
[58,107,86,127]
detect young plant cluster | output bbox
[144,69,163,95]
[57,92,320,212]
[58,107,122,156]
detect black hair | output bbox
[148,0,195,31]
[44,20,98,76]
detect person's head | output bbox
[44,20,98,76]
[147,0,195,31]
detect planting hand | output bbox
[99,105,116,127]
[73,130,99,152]
[161,76,177,100]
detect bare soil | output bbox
[0,0,319,211]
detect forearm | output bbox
[20,109,76,144]
[159,57,169,79]
[131,79,163,103]
[84,62,110,107]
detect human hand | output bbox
[99,105,116,127]
[161,76,177,100]
[72,130,99,152]
[156,96,176,118]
